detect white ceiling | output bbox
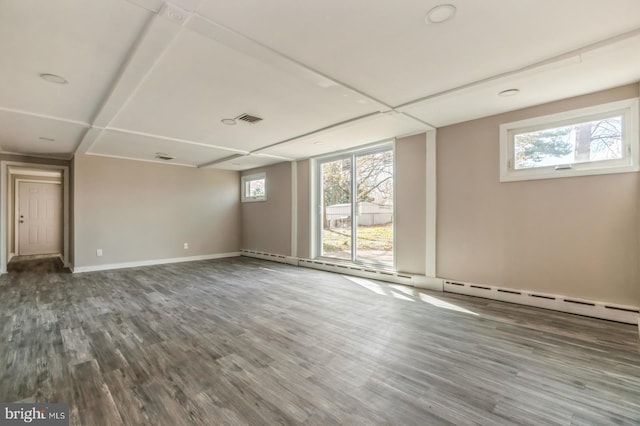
[1,0,639,170]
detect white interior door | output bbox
[18,181,62,255]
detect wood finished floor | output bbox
[0,257,639,425]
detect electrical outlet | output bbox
[183,243,189,250]
[96,249,103,257]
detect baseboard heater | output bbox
[444,280,639,325]
[240,250,299,266]
[240,250,443,291]
[240,250,638,326]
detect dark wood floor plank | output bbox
[71,359,123,425]
[1,256,639,425]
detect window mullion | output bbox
[351,154,357,263]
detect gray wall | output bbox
[395,134,427,275]
[73,154,241,268]
[241,161,292,256]
[437,84,640,306]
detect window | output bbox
[316,143,394,266]
[500,98,639,182]
[241,173,266,202]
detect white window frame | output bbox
[241,172,266,202]
[499,98,639,182]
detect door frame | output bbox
[1,161,70,273]
[15,179,63,256]
[315,141,396,268]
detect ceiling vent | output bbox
[155,152,174,161]
[236,114,263,124]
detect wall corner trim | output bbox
[72,252,241,273]
[425,130,437,278]
[291,161,298,257]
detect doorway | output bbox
[1,162,70,273]
[317,143,394,266]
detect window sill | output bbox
[500,163,639,182]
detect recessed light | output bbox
[40,73,68,84]
[498,88,520,97]
[425,4,457,24]
[221,118,236,125]
[39,137,55,142]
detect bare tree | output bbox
[515,116,622,167]
[321,150,393,229]
[574,122,591,162]
[587,117,622,160]
[356,151,393,203]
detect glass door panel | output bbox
[320,158,352,260]
[355,150,394,265]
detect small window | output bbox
[241,173,266,202]
[500,98,639,182]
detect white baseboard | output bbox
[72,252,241,273]
[443,279,639,325]
[240,249,443,291]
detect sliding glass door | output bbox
[319,144,394,266]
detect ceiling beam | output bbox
[0,106,90,129]
[197,153,246,168]
[249,110,432,158]
[71,2,436,165]
[105,127,249,154]
[183,10,436,159]
[396,26,640,112]
[74,2,190,155]
[184,13,393,114]
[197,152,293,169]
[125,0,165,13]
